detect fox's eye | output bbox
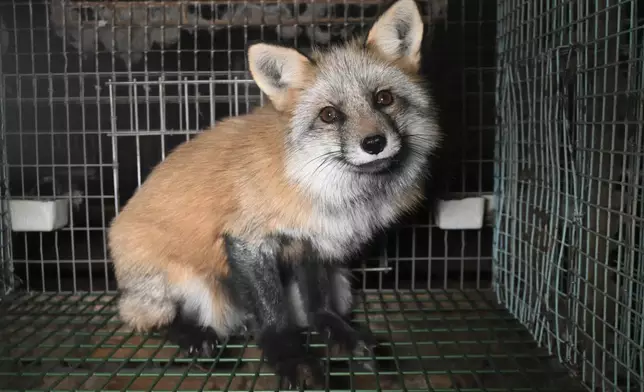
[375,90,394,107]
[319,106,340,123]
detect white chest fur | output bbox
[285,196,402,261]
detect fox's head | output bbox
[248,0,441,206]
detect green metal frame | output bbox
[0,290,585,391]
[495,0,644,391]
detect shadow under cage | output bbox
[0,0,641,391]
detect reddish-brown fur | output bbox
[108,102,317,331]
[111,108,311,267]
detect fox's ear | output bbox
[366,0,424,71]
[248,43,314,111]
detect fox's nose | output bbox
[361,134,387,155]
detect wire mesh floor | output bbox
[0,290,585,392]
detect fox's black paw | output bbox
[167,311,219,358]
[274,354,325,390]
[258,326,324,389]
[313,311,378,372]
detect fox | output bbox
[107,0,440,387]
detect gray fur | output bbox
[286,264,353,328]
[224,233,354,335]
[395,20,412,54]
[282,40,440,262]
[224,234,291,331]
[256,56,287,90]
[244,0,438,264]
[330,266,353,316]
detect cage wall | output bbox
[0,0,497,294]
[0,28,10,294]
[495,0,644,391]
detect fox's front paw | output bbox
[313,310,378,372]
[167,310,219,358]
[258,326,324,389]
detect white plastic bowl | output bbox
[9,199,70,232]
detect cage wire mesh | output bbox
[0,18,12,295]
[0,0,641,391]
[0,0,494,295]
[495,0,644,391]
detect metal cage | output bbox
[0,0,494,295]
[0,0,642,391]
[495,0,644,390]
